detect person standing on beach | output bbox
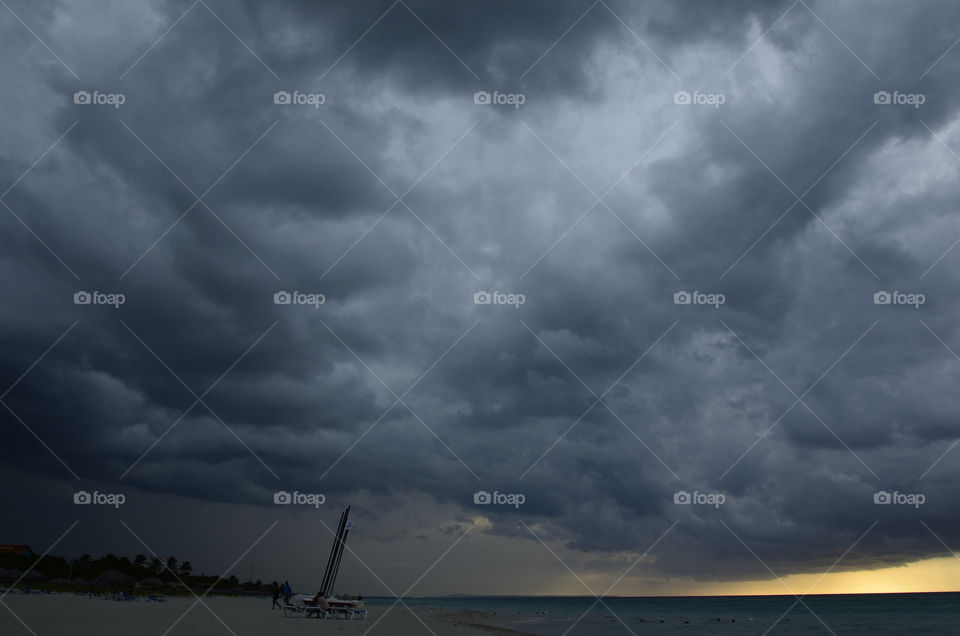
[271,581,281,609]
[283,580,292,603]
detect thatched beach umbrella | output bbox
[138,577,165,588]
[95,570,135,586]
[0,568,22,582]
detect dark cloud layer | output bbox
[2,0,960,591]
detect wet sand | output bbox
[0,594,536,635]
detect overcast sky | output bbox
[2,0,960,598]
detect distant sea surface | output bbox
[371,592,960,634]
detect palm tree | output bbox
[166,556,178,574]
[151,557,162,576]
[134,554,147,569]
[179,561,193,577]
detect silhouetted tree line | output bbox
[0,551,265,593]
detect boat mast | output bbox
[329,515,352,596]
[320,506,351,597]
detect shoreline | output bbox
[433,609,540,635]
[0,594,542,635]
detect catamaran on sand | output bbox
[283,506,367,620]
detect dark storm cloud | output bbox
[2,0,960,588]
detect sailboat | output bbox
[284,506,367,619]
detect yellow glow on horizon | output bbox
[653,555,960,597]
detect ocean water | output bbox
[373,593,960,634]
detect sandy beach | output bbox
[0,595,535,636]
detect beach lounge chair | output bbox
[282,596,335,619]
[304,605,334,619]
[326,599,366,619]
[281,601,305,618]
[346,606,367,619]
